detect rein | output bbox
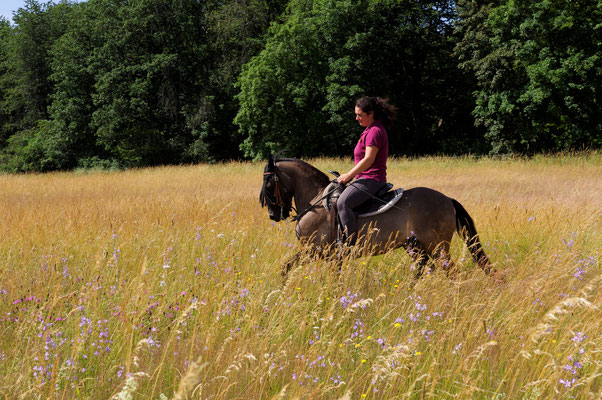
[264,164,396,223]
[291,183,340,222]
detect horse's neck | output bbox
[278,162,327,211]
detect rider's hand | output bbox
[337,173,353,185]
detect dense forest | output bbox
[0,0,600,172]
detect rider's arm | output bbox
[337,145,379,184]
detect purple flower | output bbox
[562,233,577,249]
[571,332,586,344]
[339,291,359,309]
[559,377,577,387]
[574,266,587,280]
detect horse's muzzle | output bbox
[268,207,281,221]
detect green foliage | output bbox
[186,0,287,162]
[456,0,602,153]
[235,0,479,158]
[0,1,74,171]
[87,0,212,167]
[235,1,334,159]
[0,0,600,171]
[47,1,107,169]
[0,119,71,172]
[0,18,12,148]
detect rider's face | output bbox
[355,106,374,127]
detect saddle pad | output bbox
[357,188,404,217]
[322,182,342,212]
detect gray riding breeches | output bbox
[337,178,386,242]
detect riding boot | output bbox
[344,232,357,246]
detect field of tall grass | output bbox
[0,153,600,399]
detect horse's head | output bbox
[260,155,293,221]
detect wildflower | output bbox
[562,233,576,249]
[571,332,586,344]
[559,377,577,387]
[339,292,359,309]
[574,265,587,280]
[422,330,434,341]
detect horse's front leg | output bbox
[281,250,302,278]
[281,241,330,282]
[282,215,331,280]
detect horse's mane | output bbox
[274,158,330,185]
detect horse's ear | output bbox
[267,154,275,170]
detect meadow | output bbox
[0,153,600,399]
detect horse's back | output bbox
[358,186,456,251]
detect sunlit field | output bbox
[0,153,600,399]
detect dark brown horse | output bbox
[260,156,492,277]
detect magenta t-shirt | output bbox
[354,120,388,182]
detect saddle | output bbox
[322,182,404,217]
[323,181,403,243]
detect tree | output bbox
[46,0,109,169]
[0,0,74,171]
[1,0,290,170]
[455,0,602,153]
[235,0,478,159]
[88,0,212,167]
[0,18,12,149]
[186,0,288,162]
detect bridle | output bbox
[262,170,296,220]
[262,167,342,222]
[262,172,285,206]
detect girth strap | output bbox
[329,197,339,243]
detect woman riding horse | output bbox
[337,97,396,246]
[260,99,493,278]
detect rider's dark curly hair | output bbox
[356,96,397,129]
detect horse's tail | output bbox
[451,198,492,274]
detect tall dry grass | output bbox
[0,153,600,399]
